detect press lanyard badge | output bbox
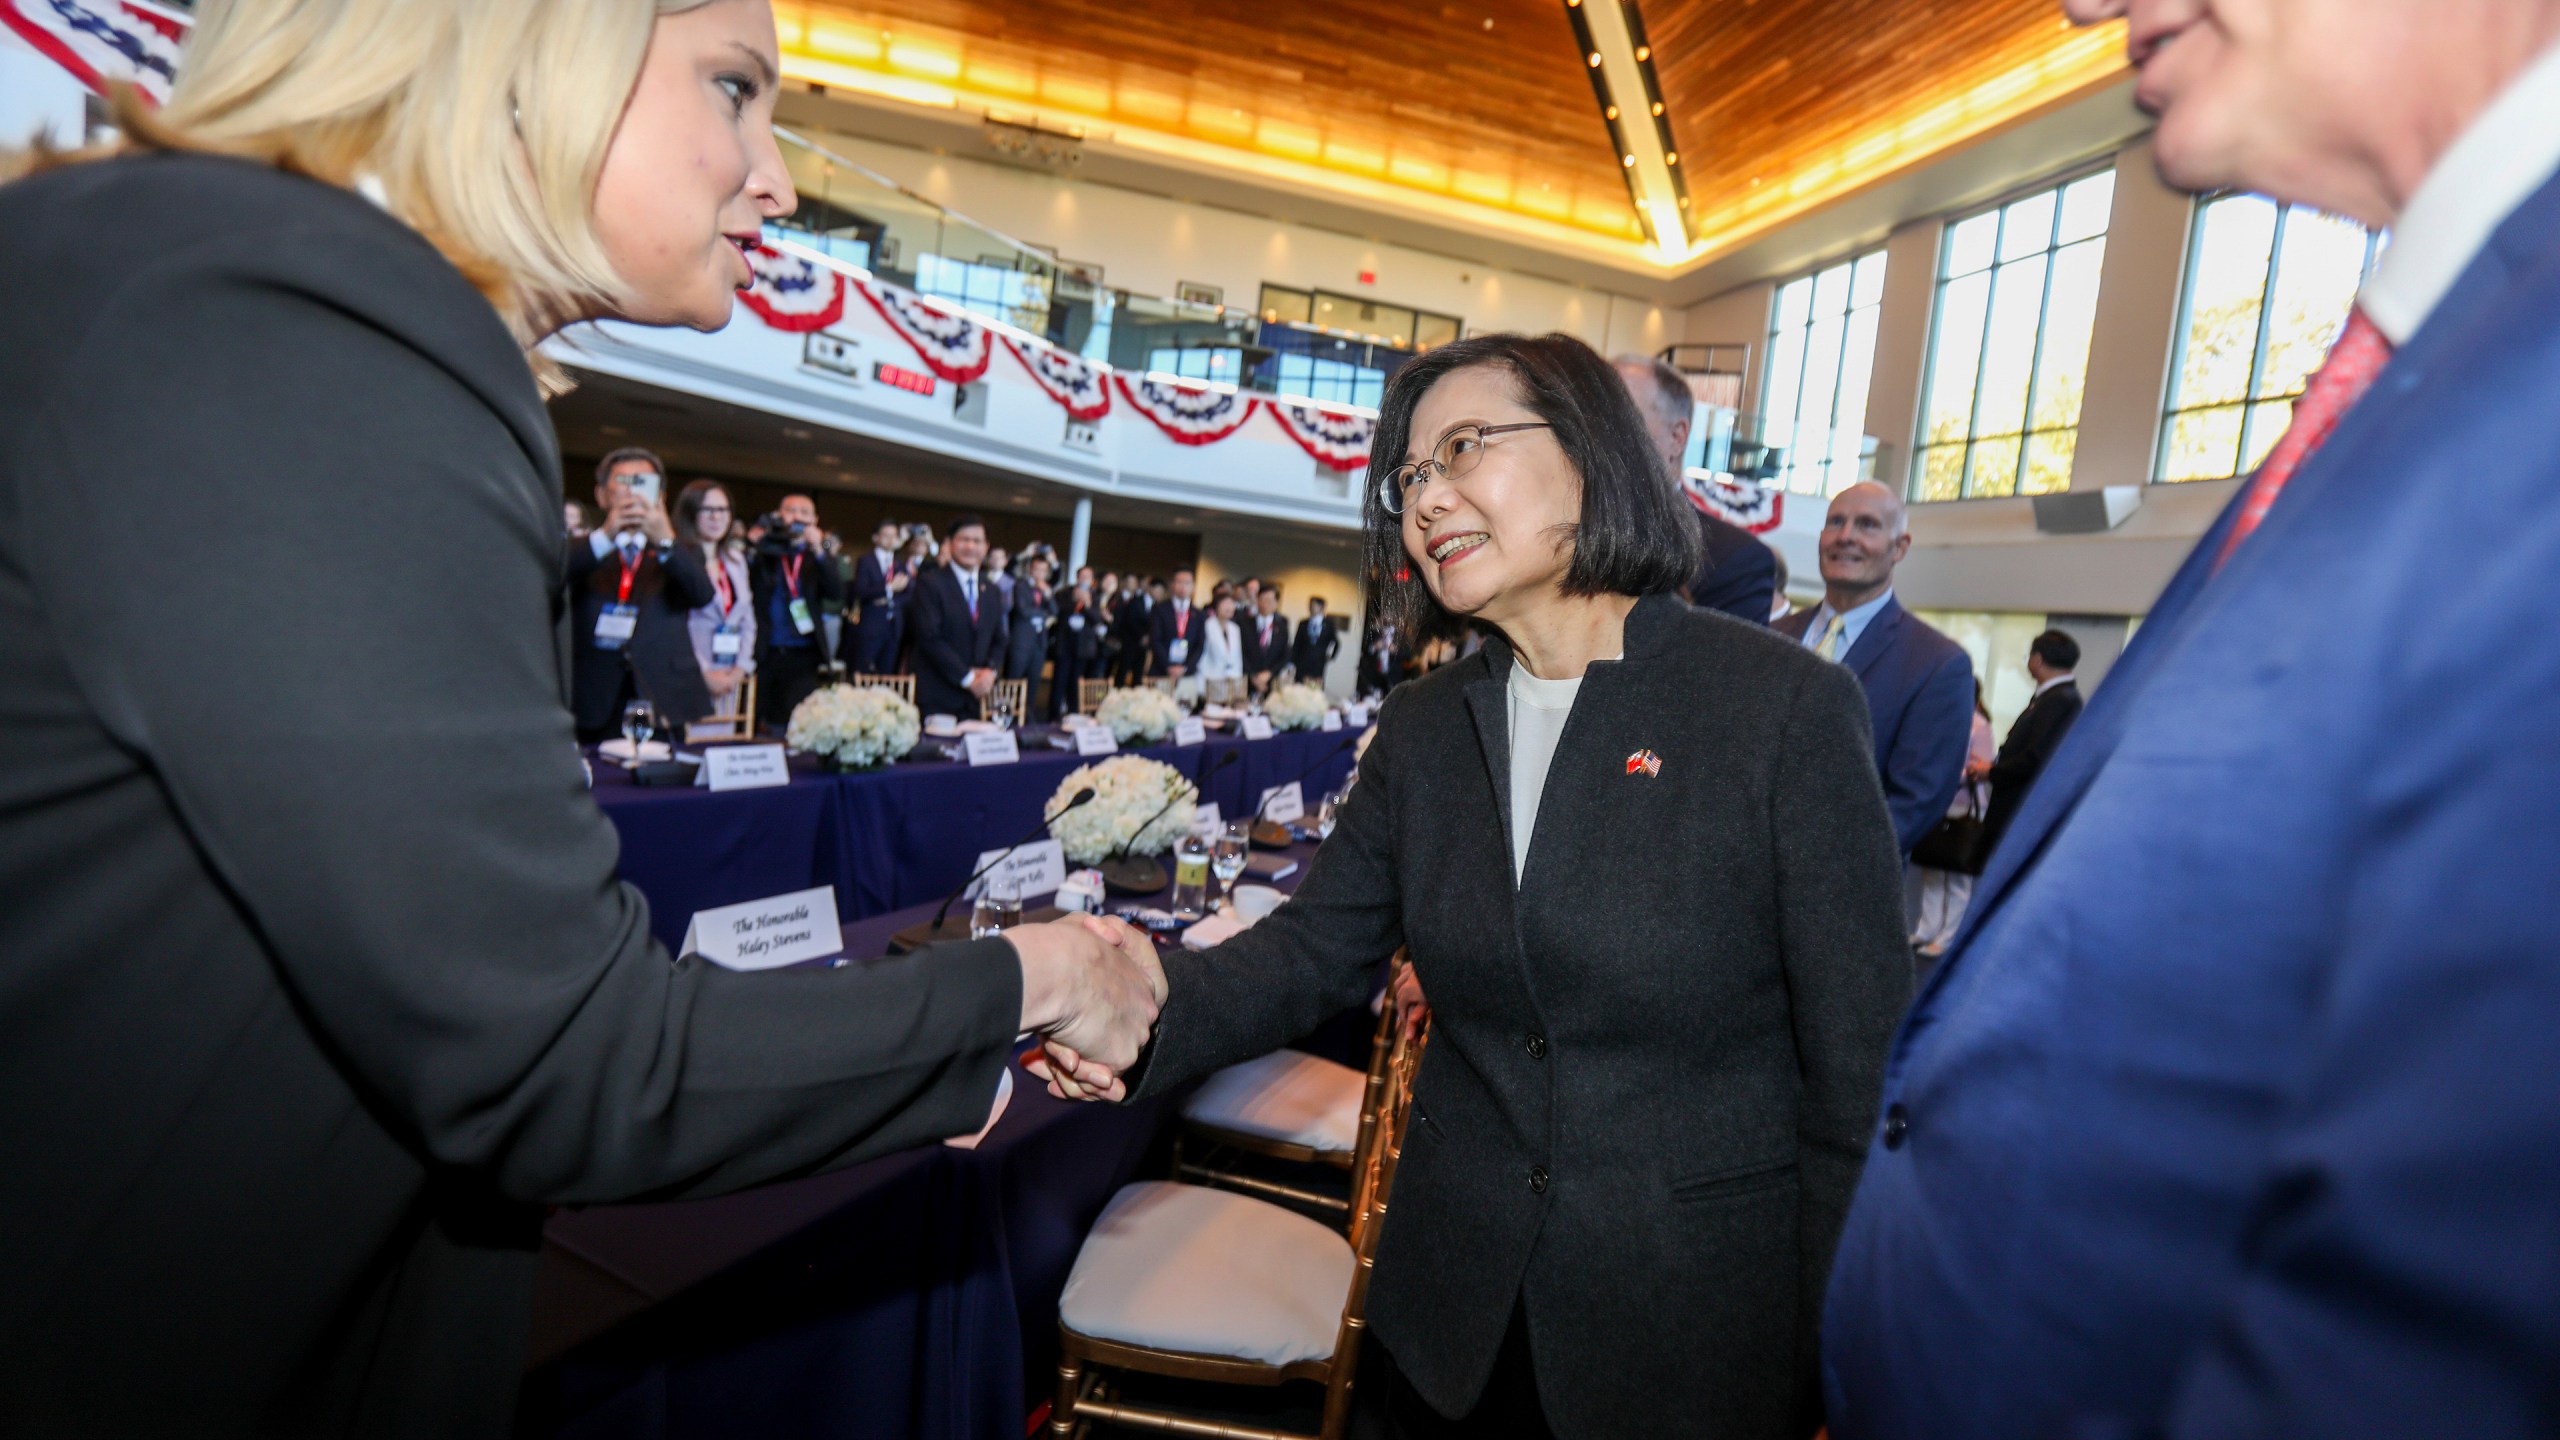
[783,554,817,635]
[711,627,742,663]
[1168,637,1188,663]
[597,548,642,649]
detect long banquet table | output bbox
[591,724,1361,952]
[518,837,1362,1440]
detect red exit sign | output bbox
[872,361,937,396]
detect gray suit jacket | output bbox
[1133,595,1911,1437]
[0,153,1022,1438]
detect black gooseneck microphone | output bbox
[1111,747,1238,863]
[931,786,1098,932]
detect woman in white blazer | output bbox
[1196,592,1246,705]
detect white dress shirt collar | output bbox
[2362,39,2560,345]
[2033,672,2076,698]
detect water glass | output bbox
[1211,822,1249,898]
[1315,790,1342,841]
[1170,834,1211,920]
[620,699,657,756]
[971,876,1024,939]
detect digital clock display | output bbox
[872,362,937,396]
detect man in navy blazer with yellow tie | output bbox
[1775,482,1974,854]
[1824,2,2560,1436]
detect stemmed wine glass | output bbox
[1212,821,1249,904]
[619,699,658,761]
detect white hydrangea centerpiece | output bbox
[1263,682,1329,731]
[1096,685,1184,744]
[785,683,921,770]
[1049,755,1196,863]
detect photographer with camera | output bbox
[749,492,843,727]
[565,448,714,744]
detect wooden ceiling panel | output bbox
[781,0,1643,238]
[1648,0,2126,250]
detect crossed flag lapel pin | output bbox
[1625,748,1662,778]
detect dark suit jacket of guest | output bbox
[1053,595,1105,676]
[1148,597,1202,675]
[1774,597,1974,852]
[1691,506,1779,625]
[1004,576,1054,679]
[909,564,1008,716]
[1239,610,1293,677]
[1979,677,2082,855]
[562,536,715,733]
[1132,594,1911,1437]
[1290,612,1341,681]
[0,153,1026,1439]
[1826,164,2560,1440]
[844,548,904,671]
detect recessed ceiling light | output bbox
[1008,494,1033,505]
[783,426,812,440]
[600,424,626,436]
[815,454,839,464]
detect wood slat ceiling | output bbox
[780,0,1643,239]
[1648,0,2126,249]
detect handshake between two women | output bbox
[1007,913,1172,1103]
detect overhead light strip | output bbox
[1562,0,1688,258]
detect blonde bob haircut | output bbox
[112,0,716,347]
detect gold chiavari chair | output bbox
[1051,965,1424,1440]
[1078,678,1113,715]
[850,673,915,705]
[982,678,1029,724]
[683,672,759,743]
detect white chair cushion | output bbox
[1180,1049,1364,1154]
[1060,1181,1355,1368]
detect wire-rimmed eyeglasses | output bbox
[1378,422,1553,514]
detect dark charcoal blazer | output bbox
[561,536,715,733]
[1133,594,1911,1437]
[0,153,1023,1439]
[909,564,1008,717]
[1775,598,1975,852]
[1979,677,2081,855]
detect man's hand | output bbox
[1392,960,1430,1046]
[705,667,740,698]
[638,498,676,546]
[1009,915,1163,1088]
[1167,665,1187,679]
[605,491,651,538]
[888,571,910,593]
[966,667,998,698]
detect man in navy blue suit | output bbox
[1774,482,1974,854]
[907,514,1007,719]
[1825,3,2560,1436]
[1614,354,1778,624]
[842,516,908,675]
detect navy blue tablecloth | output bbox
[519,842,1344,1440]
[594,726,1360,951]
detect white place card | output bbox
[1173,717,1207,747]
[966,839,1067,900]
[1258,781,1305,825]
[1240,715,1275,740]
[1073,725,1119,756]
[1320,710,1344,732]
[681,886,842,971]
[1345,702,1371,728]
[963,730,1021,766]
[1188,802,1224,839]
[696,742,790,791]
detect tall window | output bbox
[1272,353,1386,408]
[1913,170,2115,502]
[913,253,1049,333]
[1145,347,1246,385]
[1759,251,1887,497]
[2158,196,2384,482]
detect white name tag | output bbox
[1188,802,1224,840]
[1321,710,1344,732]
[1073,725,1119,756]
[963,730,1021,766]
[966,839,1067,900]
[710,629,742,663]
[1168,638,1189,663]
[1240,715,1275,740]
[1068,614,1086,631]
[1174,717,1207,747]
[681,885,842,970]
[1258,781,1305,824]
[698,742,789,791]
[593,605,637,647]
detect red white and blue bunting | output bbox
[1002,336,1111,421]
[1114,373,1257,446]
[1685,476,1784,535]
[2,0,188,105]
[735,241,845,333]
[1264,402,1376,472]
[854,278,992,384]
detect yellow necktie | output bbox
[1817,615,1848,662]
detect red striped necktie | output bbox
[2216,308,2393,569]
